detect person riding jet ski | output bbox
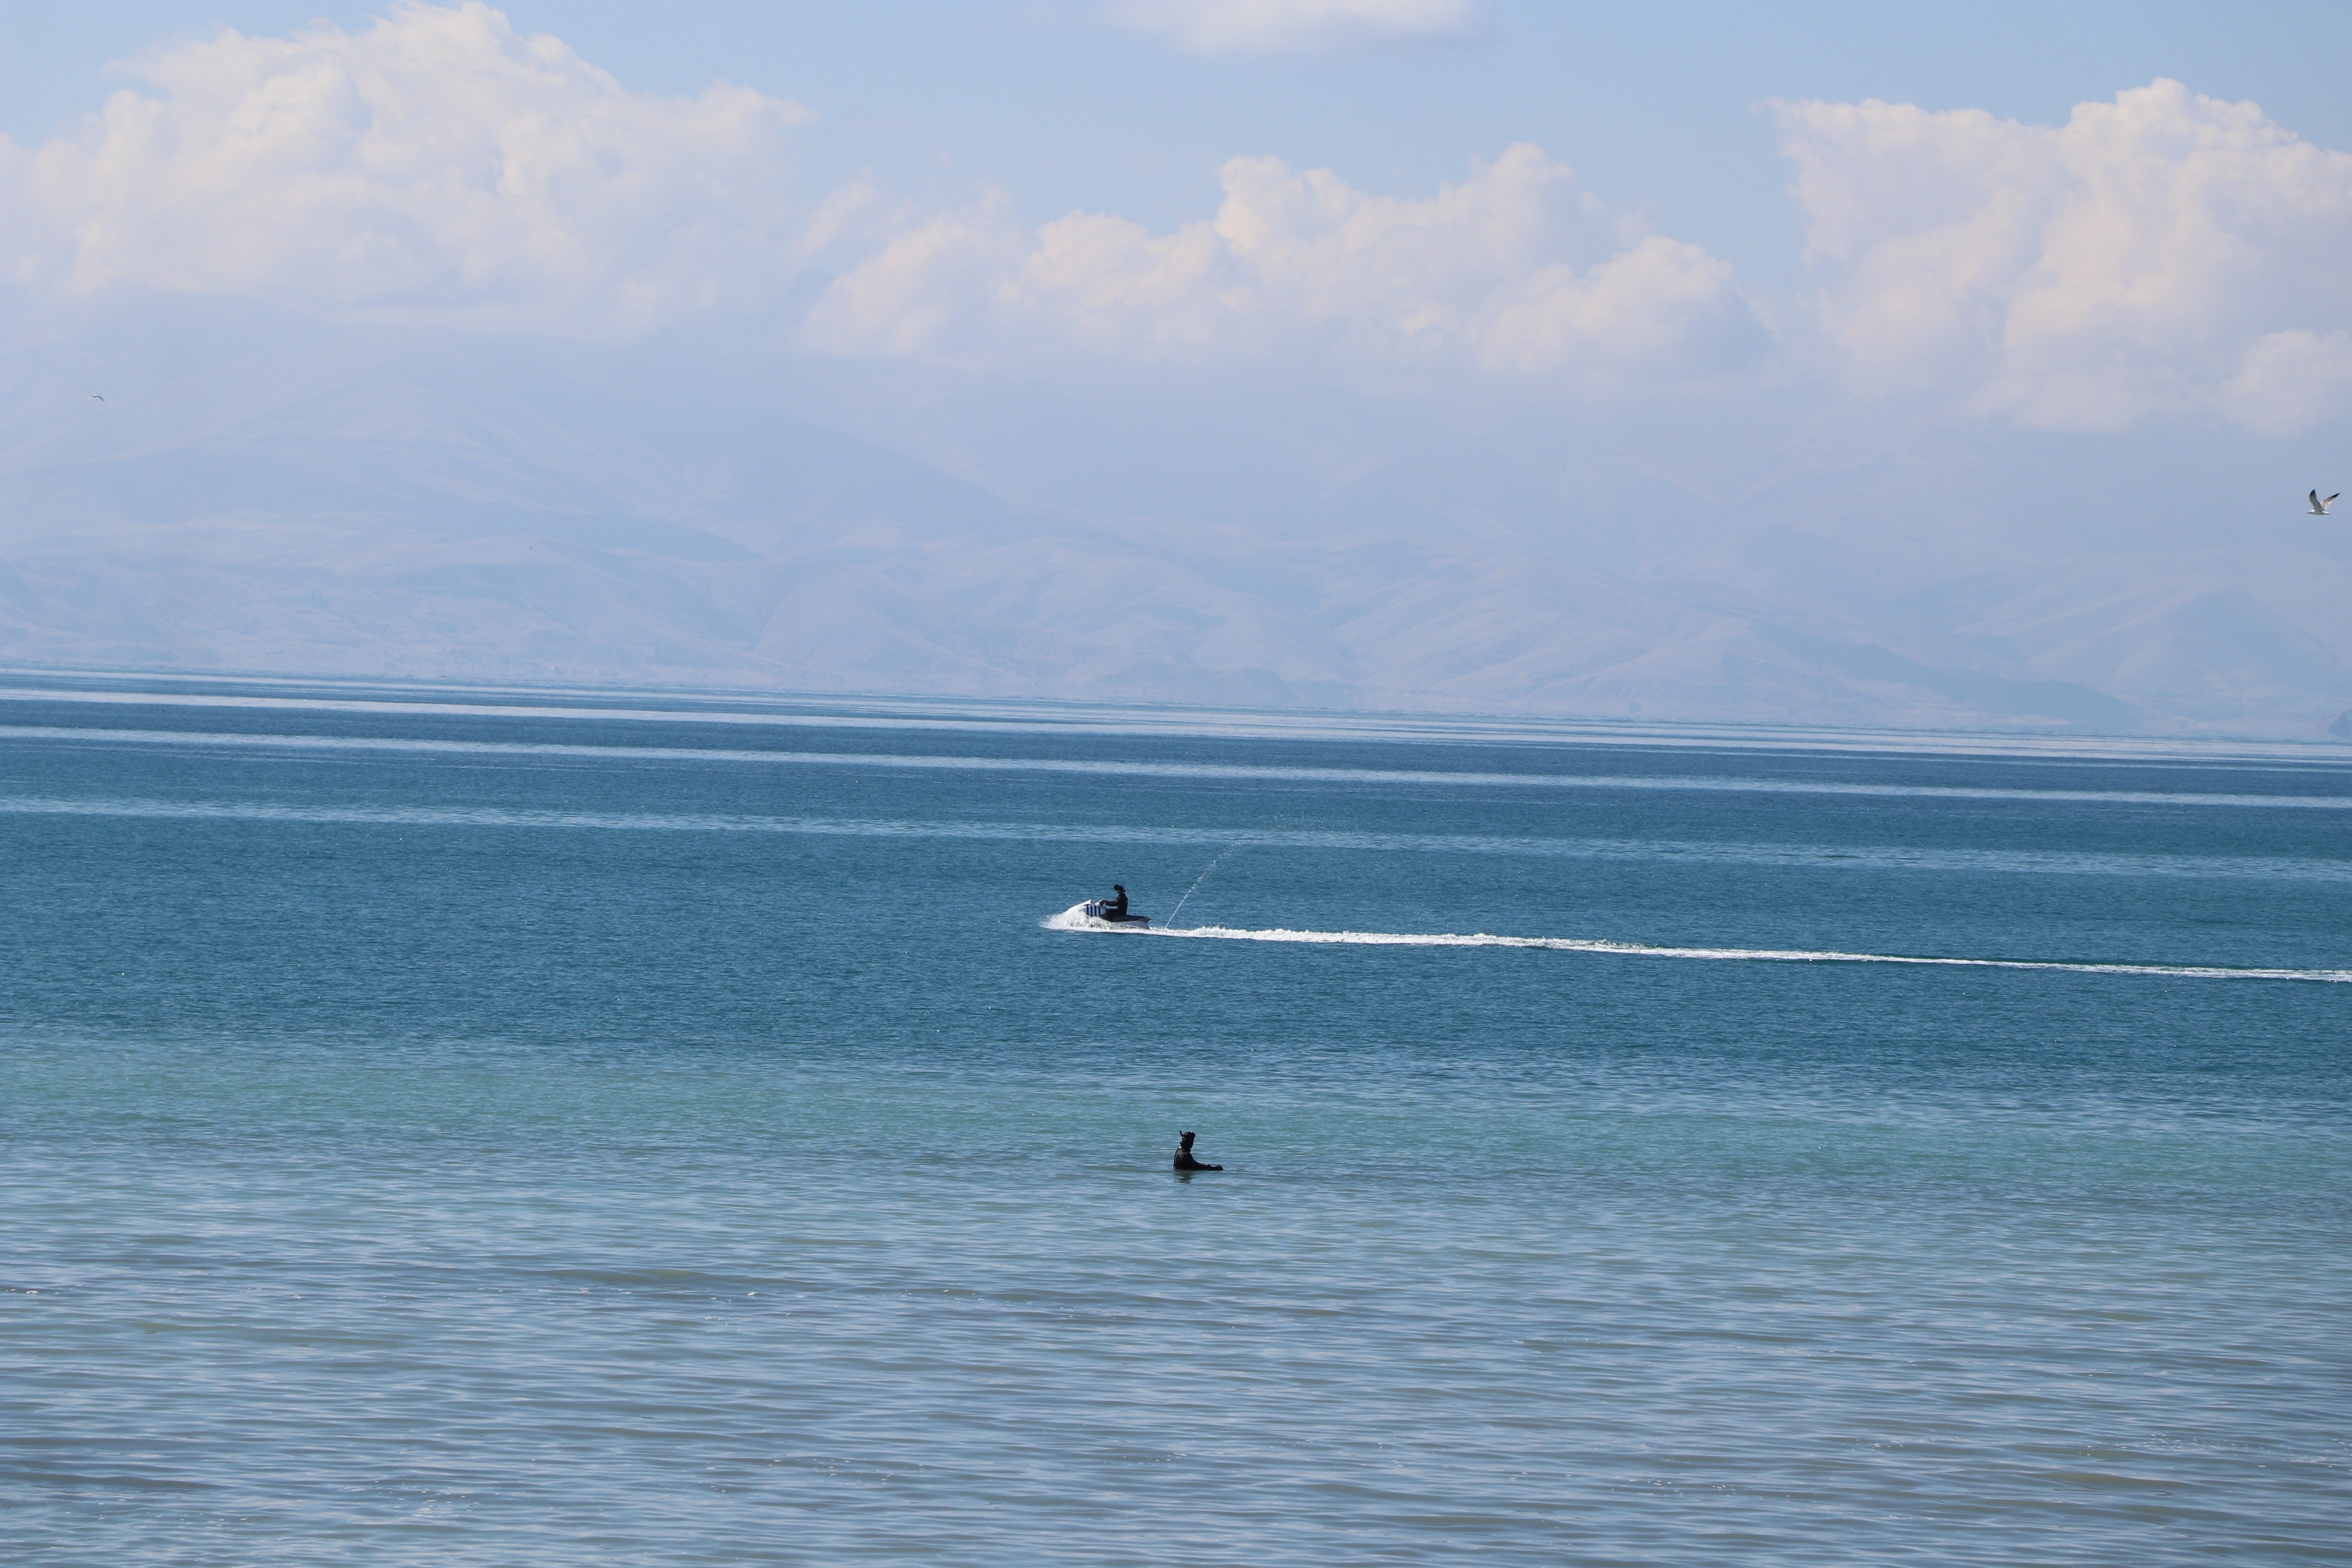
[1082,884,1148,925]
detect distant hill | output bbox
[5,306,2348,736]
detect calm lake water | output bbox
[4,677,2348,1565]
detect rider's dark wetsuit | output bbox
[1106,886,1132,920]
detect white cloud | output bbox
[1105,0,1485,54]
[16,5,2338,441]
[0,1,832,332]
[1779,80,2352,432]
[2220,329,2352,436]
[807,143,1764,387]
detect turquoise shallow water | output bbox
[3,679,2349,1564]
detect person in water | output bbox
[1174,1131,1222,1171]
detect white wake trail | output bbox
[1043,907,2350,983]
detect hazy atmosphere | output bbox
[12,10,2352,1565]
[6,0,2351,733]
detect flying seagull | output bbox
[85,393,104,402]
[2312,490,2339,515]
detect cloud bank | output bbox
[0,0,832,332]
[1781,79,2352,433]
[805,143,1762,385]
[7,4,2349,434]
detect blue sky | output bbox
[2,2,2349,729]
[8,0,2349,294]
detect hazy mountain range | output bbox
[5,307,2348,738]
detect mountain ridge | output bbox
[5,318,2347,736]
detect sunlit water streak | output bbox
[7,792,2352,883]
[9,723,2352,808]
[9,673,2352,760]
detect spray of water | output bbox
[1165,846,1241,930]
[1036,908,2352,982]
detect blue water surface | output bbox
[3,677,2348,1566]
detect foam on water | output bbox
[1045,904,2352,981]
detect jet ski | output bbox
[1080,899,1151,928]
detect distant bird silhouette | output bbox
[2311,490,2339,515]
[85,393,104,403]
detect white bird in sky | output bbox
[2312,489,2339,515]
